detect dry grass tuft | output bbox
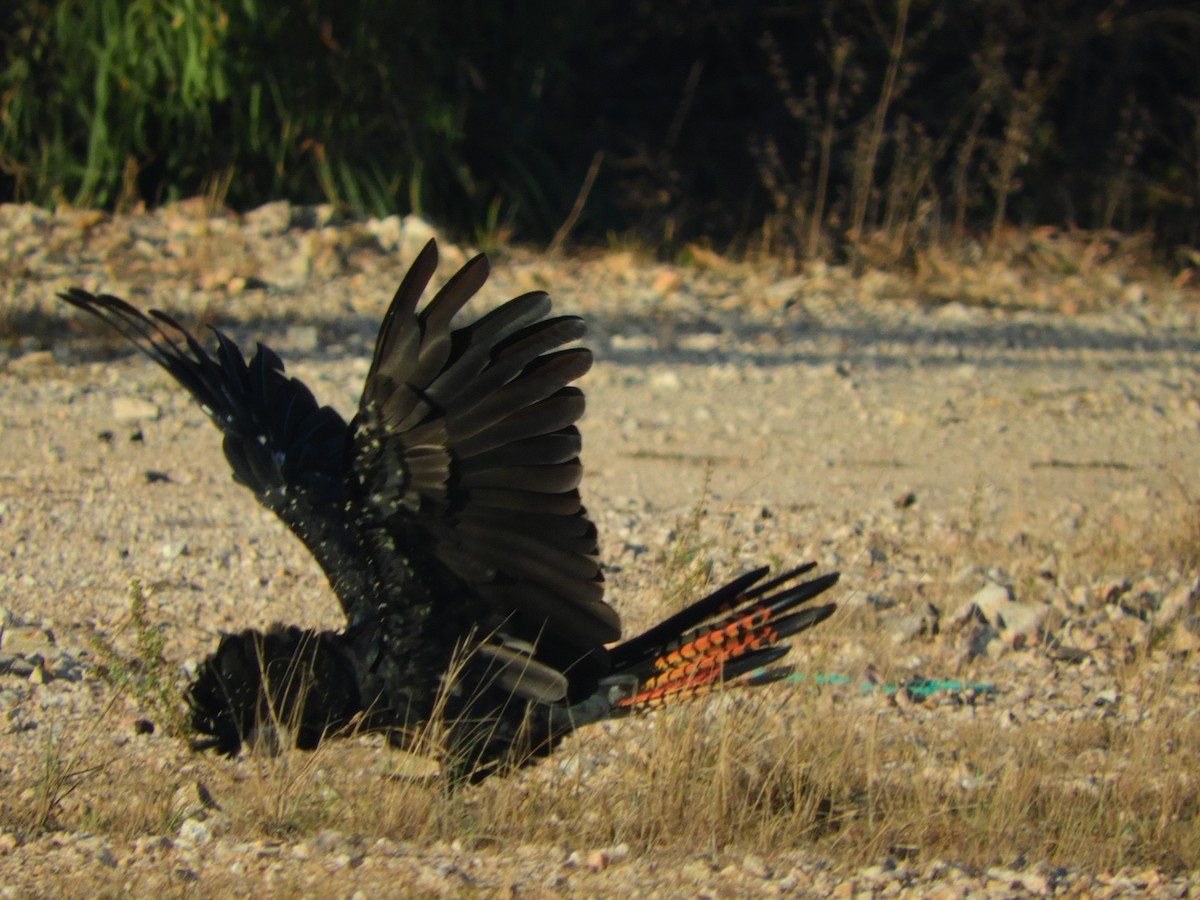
[4,476,1200,876]
[2,615,1199,873]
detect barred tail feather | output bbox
[610,565,838,714]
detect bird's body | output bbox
[60,241,837,780]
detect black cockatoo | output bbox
[60,241,837,781]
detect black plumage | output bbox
[60,240,838,780]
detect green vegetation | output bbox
[2,1,1198,253]
[88,579,188,738]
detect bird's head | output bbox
[187,624,362,756]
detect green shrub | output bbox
[2,1,1198,250]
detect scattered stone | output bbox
[962,582,1013,626]
[111,396,160,422]
[7,350,55,372]
[1158,582,1198,624]
[399,214,439,262]
[171,781,219,821]
[648,369,682,390]
[951,582,1048,649]
[243,200,293,235]
[366,215,403,252]
[286,324,320,352]
[178,818,213,846]
[1171,624,1200,653]
[652,270,683,295]
[890,602,940,643]
[314,829,353,856]
[1,626,54,656]
[742,853,770,878]
[0,655,34,677]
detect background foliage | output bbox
[2,0,1198,254]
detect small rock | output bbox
[244,201,292,235]
[133,835,172,855]
[678,333,720,353]
[997,601,1048,645]
[286,325,319,352]
[1158,583,1198,624]
[935,301,973,321]
[1106,612,1151,643]
[7,350,54,372]
[314,828,349,854]
[1,626,54,655]
[649,370,681,390]
[610,334,657,353]
[288,204,337,229]
[366,215,404,252]
[954,582,1047,647]
[0,655,34,677]
[890,602,939,643]
[957,623,1002,661]
[112,396,160,423]
[178,818,213,846]
[400,215,439,262]
[652,270,683,295]
[583,849,610,870]
[1171,625,1200,653]
[966,582,1013,625]
[764,275,808,305]
[742,853,771,878]
[171,781,219,820]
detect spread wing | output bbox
[62,240,622,699]
[55,289,375,604]
[348,241,620,683]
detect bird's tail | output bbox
[552,564,838,731]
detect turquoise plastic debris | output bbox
[772,672,996,697]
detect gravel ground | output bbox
[2,203,1200,896]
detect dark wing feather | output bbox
[348,241,619,680]
[57,289,369,605]
[63,240,620,710]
